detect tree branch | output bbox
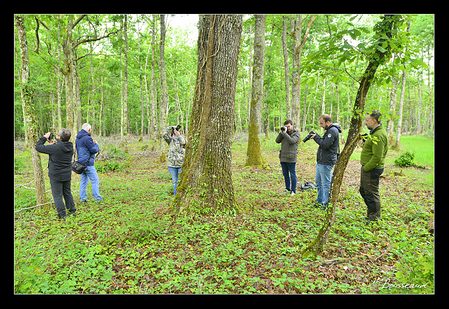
[73,29,120,49]
[72,14,86,30]
[299,15,316,49]
[34,17,40,54]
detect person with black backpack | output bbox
[35,129,76,220]
[308,114,341,209]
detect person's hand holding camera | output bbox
[44,132,51,140]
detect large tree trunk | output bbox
[303,15,403,257]
[173,15,242,215]
[246,15,266,167]
[16,15,46,205]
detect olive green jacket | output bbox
[360,125,388,172]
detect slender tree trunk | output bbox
[159,14,169,138]
[291,15,316,128]
[246,14,266,167]
[150,16,158,140]
[395,70,407,148]
[303,15,403,257]
[394,21,410,147]
[321,78,326,115]
[387,71,398,143]
[291,15,301,127]
[99,76,104,137]
[416,74,423,134]
[173,15,242,215]
[121,15,129,137]
[282,17,291,119]
[16,15,46,205]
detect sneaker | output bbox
[282,189,291,195]
[290,191,296,196]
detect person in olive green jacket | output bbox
[359,110,388,222]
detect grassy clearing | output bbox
[14,134,434,294]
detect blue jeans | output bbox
[280,162,297,193]
[80,165,103,202]
[315,163,334,204]
[168,166,182,195]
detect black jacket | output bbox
[313,123,342,166]
[35,137,74,181]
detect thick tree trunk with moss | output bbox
[173,15,242,215]
[303,15,404,257]
[246,15,266,167]
[16,15,46,205]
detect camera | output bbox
[171,124,181,134]
[302,130,316,143]
[280,126,286,132]
[48,132,55,140]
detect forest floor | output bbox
[13,133,435,294]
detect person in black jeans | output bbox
[35,129,76,220]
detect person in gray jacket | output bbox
[275,119,300,195]
[310,114,341,209]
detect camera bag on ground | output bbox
[300,181,317,191]
[71,153,86,174]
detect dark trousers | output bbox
[281,162,297,193]
[359,167,384,220]
[50,178,76,218]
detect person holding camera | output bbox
[307,114,341,209]
[359,110,388,222]
[163,125,186,195]
[76,123,103,203]
[35,129,76,220]
[275,119,300,196]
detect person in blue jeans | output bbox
[275,120,300,196]
[310,114,341,209]
[76,123,103,203]
[163,125,186,195]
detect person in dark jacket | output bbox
[275,119,300,195]
[35,128,76,220]
[75,123,103,202]
[310,114,341,209]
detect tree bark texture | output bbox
[173,14,243,216]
